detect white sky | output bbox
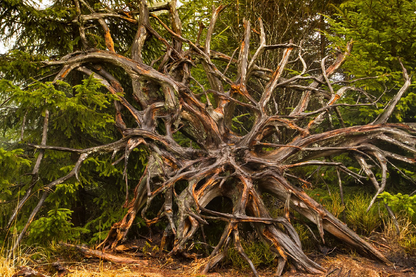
[0,42,11,54]
[0,0,53,54]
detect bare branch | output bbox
[290,42,352,116]
[131,0,150,63]
[247,18,266,77]
[79,0,115,52]
[205,5,226,57]
[12,153,89,253]
[372,61,412,124]
[7,110,49,229]
[237,19,251,84]
[259,47,294,113]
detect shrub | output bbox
[28,208,89,245]
[345,194,386,236]
[226,235,276,269]
[378,192,416,222]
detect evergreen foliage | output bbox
[327,0,416,204]
[328,0,416,124]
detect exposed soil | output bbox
[14,233,416,277]
[30,252,415,277]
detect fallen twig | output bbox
[61,243,148,265]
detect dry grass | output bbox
[382,215,416,255]
[0,256,17,277]
[1,250,415,277]
[0,245,32,277]
[383,216,412,240]
[65,266,163,277]
[0,257,165,277]
[320,254,392,277]
[2,219,415,277]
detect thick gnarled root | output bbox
[100,170,388,276]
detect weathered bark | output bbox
[10,1,416,276]
[62,243,148,265]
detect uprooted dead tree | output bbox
[7,1,416,276]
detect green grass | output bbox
[225,233,276,270]
[345,194,386,236]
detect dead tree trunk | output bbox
[10,1,416,276]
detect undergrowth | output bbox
[383,215,416,255]
[345,194,386,236]
[0,256,24,277]
[2,189,416,275]
[309,190,388,236]
[223,188,416,271]
[0,243,141,277]
[225,234,276,269]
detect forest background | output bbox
[1,0,416,276]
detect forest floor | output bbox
[6,232,416,277]
[33,252,416,277]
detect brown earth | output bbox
[16,239,416,277]
[29,252,415,277]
